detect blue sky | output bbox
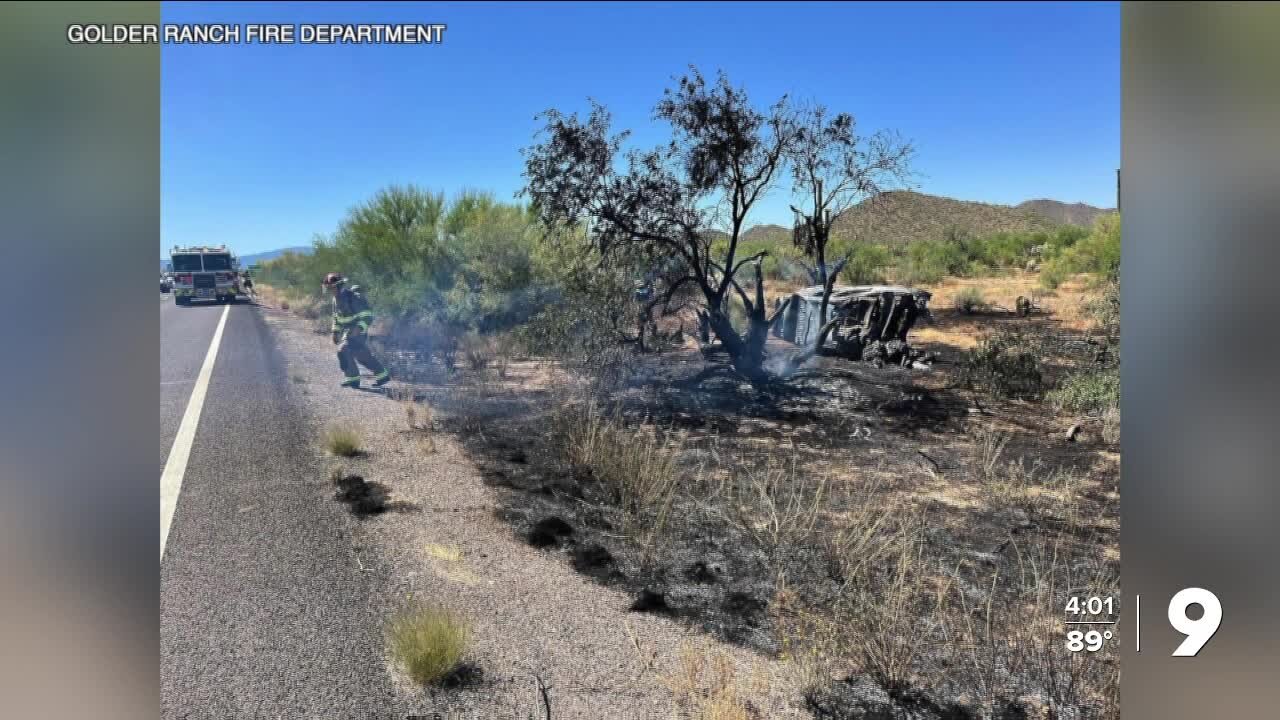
[162,1,1119,255]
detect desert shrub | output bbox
[1089,277,1120,337]
[441,342,459,373]
[258,187,557,340]
[953,287,987,315]
[1044,224,1091,254]
[493,332,518,378]
[517,236,645,363]
[1102,407,1121,444]
[1039,263,1070,290]
[1041,213,1120,288]
[826,240,892,285]
[1047,367,1119,414]
[899,237,969,285]
[960,330,1046,399]
[295,296,325,320]
[321,424,362,457]
[971,230,1046,269]
[385,604,471,686]
[458,331,495,371]
[887,225,1096,287]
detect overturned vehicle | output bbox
[773,285,934,366]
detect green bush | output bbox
[1040,213,1120,288]
[960,331,1046,400]
[1089,277,1120,335]
[887,224,1096,286]
[1048,368,1120,414]
[827,239,892,285]
[258,186,558,346]
[708,235,807,283]
[1039,263,1070,290]
[899,238,970,284]
[516,233,650,367]
[1044,224,1091,255]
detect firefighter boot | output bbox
[337,343,361,388]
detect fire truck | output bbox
[167,245,244,305]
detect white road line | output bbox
[160,304,230,561]
[1136,595,1141,652]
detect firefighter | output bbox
[322,272,391,389]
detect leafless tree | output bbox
[789,104,914,335]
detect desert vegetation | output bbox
[321,423,363,458]
[385,604,472,686]
[260,67,1120,718]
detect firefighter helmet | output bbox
[322,272,346,288]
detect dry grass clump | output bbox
[845,522,932,694]
[400,394,438,453]
[1101,407,1120,445]
[665,644,754,720]
[559,401,682,550]
[721,459,829,558]
[935,537,1120,717]
[294,295,325,320]
[403,395,434,432]
[493,332,519,379]
[768,515,933,695]
[972,425,1083,519]
[439,380,498,435]
[458,331,497,372]
[954,286,987,315]
[385,604,471,686]
[321,423,363,457]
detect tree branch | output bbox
[767,295,792,325]
[730,250,769,278]
[728,276,753,314]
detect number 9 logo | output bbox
[1168,587,1221,657]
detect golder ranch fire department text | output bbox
[67,23,447,45]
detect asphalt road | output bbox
[159,294,397,718]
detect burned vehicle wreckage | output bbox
[773,284,934,367]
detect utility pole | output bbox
[1116,168,1121,213]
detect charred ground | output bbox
[371,295,1120,718]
